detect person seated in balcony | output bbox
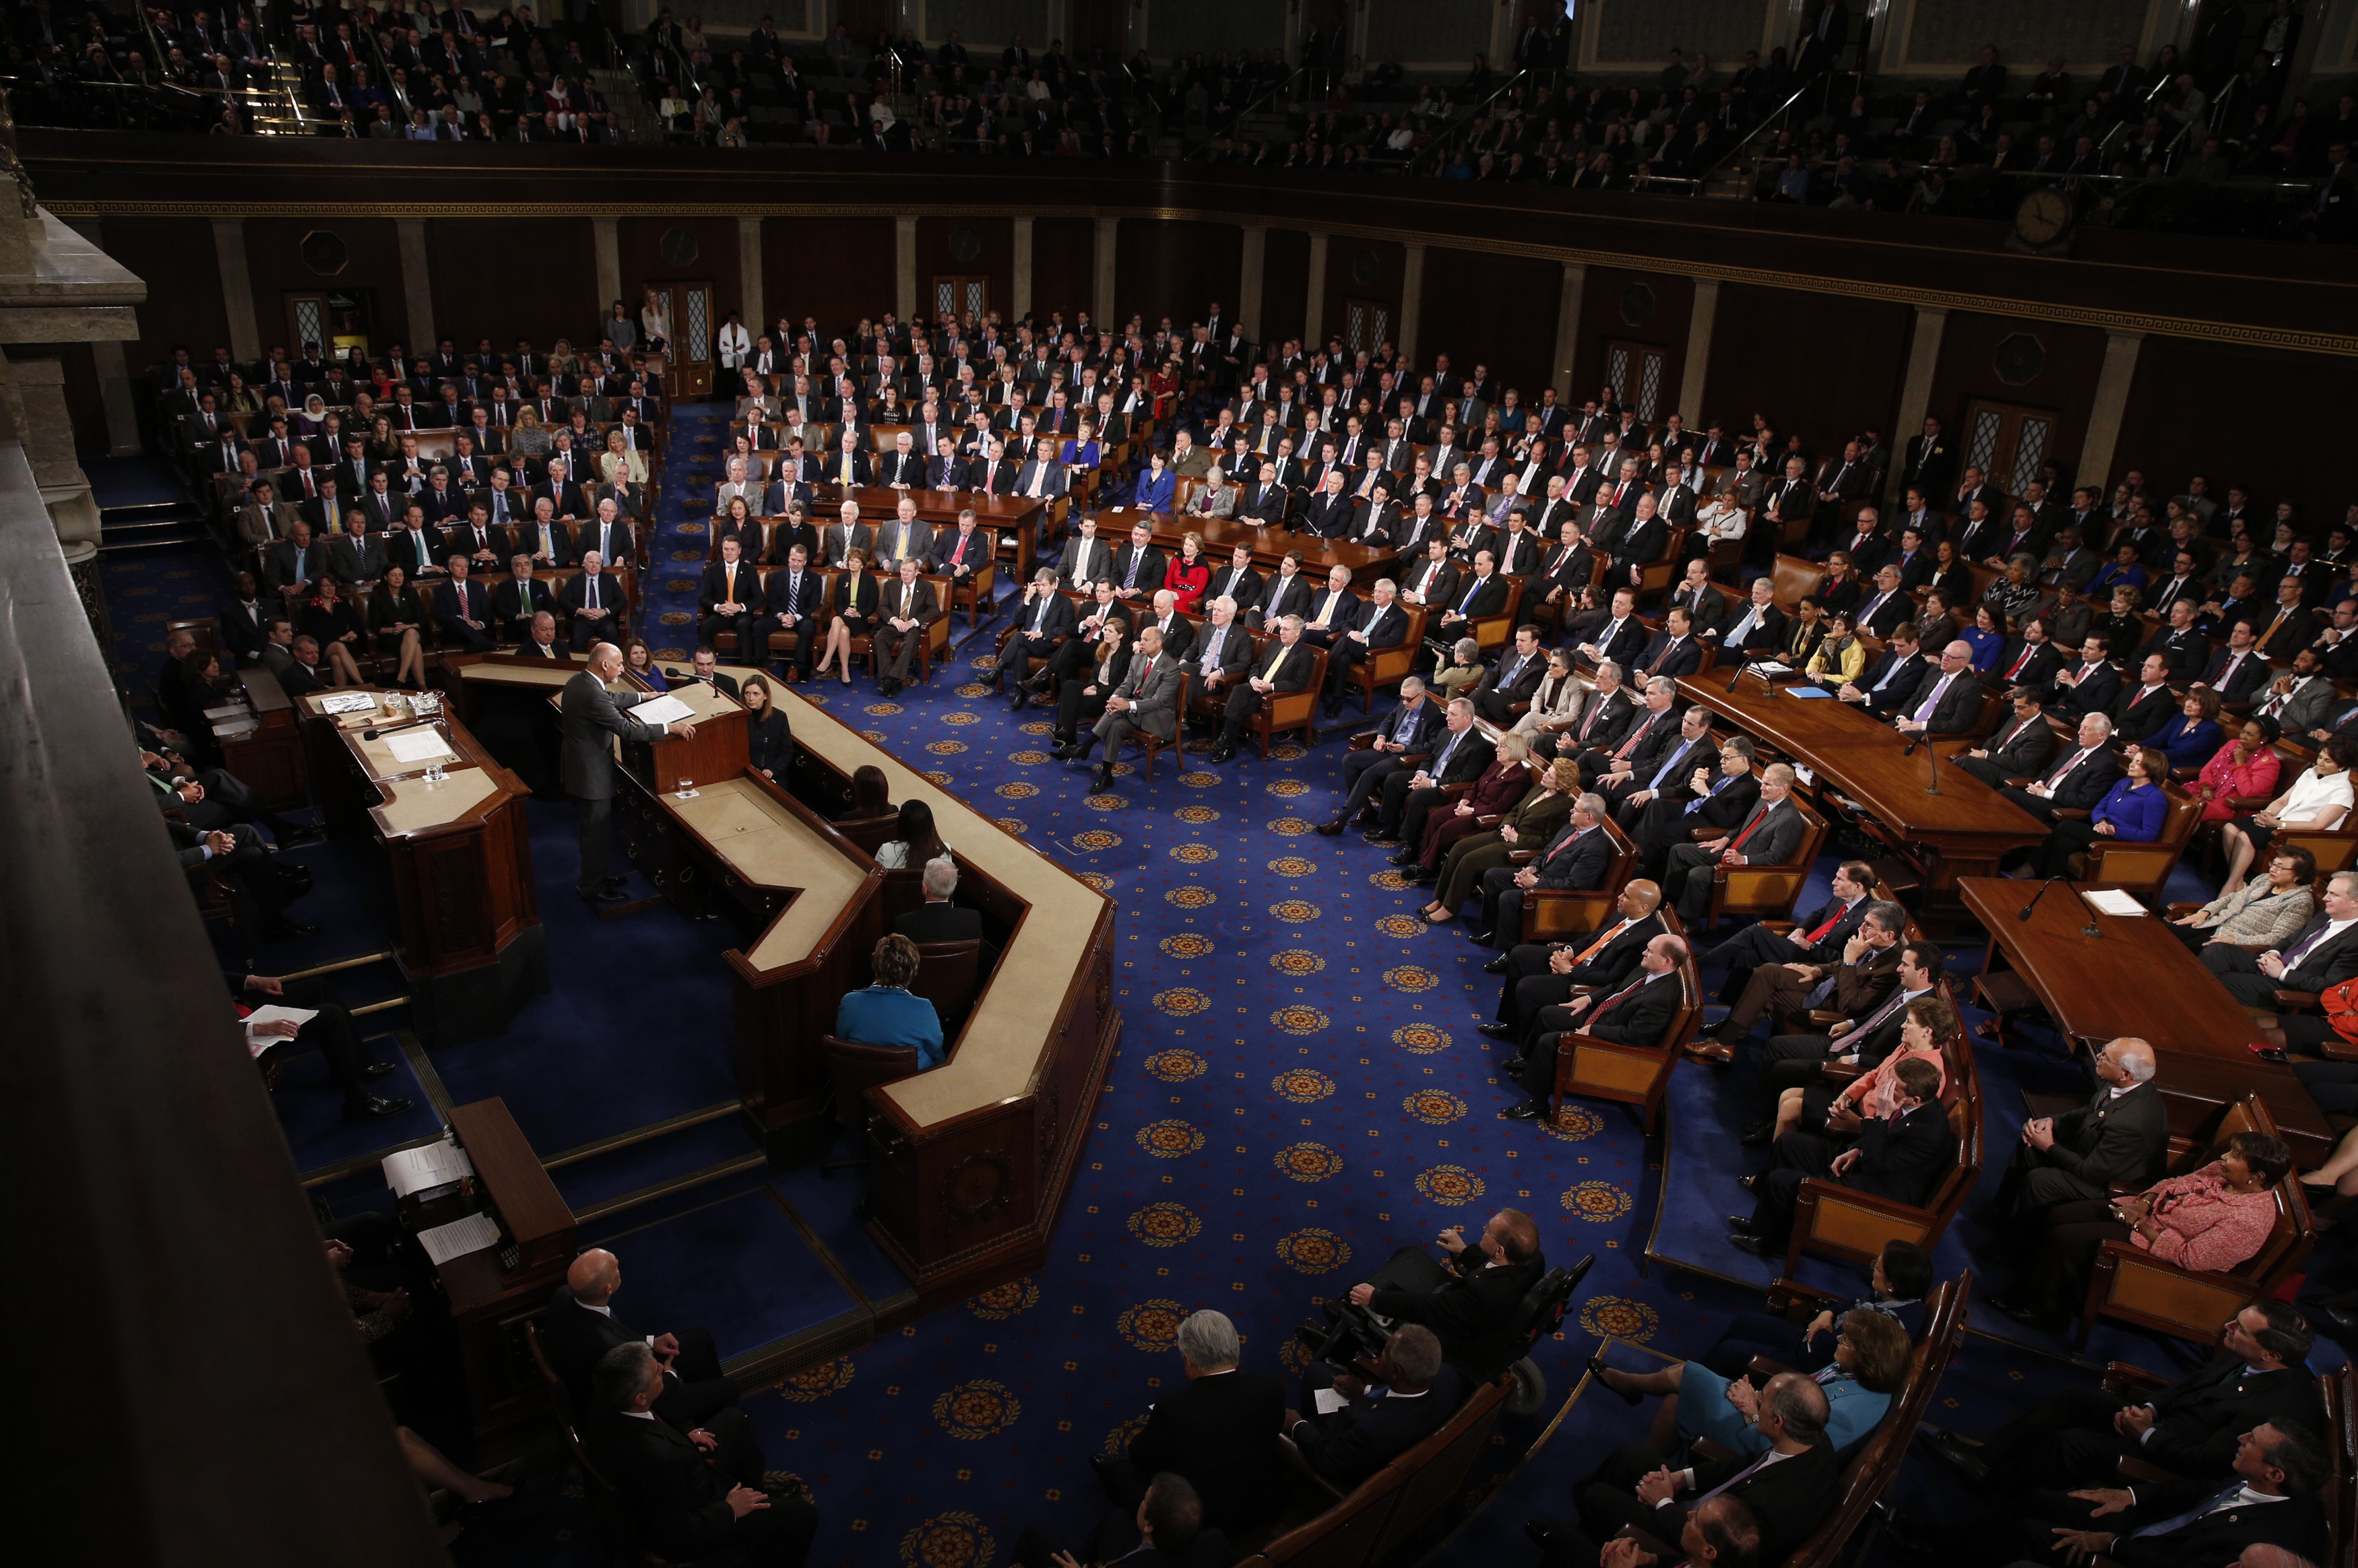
[1585,1302,1909,1460]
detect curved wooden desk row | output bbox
[294,683,546,1044]
[769,686,1118,1302]
[1674,667,2050,904]
[1110,505,1400,589]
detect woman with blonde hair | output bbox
[601,428,647,485]
[1422,754,1581,919]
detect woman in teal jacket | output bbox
[835,934,945,1070]
[1588,1304,1910,1458]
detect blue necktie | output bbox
[2129,1484,2246,1540]
[1457,577,1487,614]
[1646,740,1694,792]
[1684,774,1730,815]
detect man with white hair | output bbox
[891,855,994,973]
[2205,871,2358,1008]
[1991,1037,2167,1222]
[1096,1308,1285,1534]
[562,641,695,904]
[1320,577,1407,715]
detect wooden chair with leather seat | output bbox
[2076,1092,2316,1351]
[945,556,998,627]
[1467,577,1527,658]
[819,1034,922,1177]
[1707,795,1829,932]
[866,569,953,686]
[910,938,984,1033]
[1244,644,1328,757]
[1341,603,1428,716]
[835,810,902,857]
[1547,926,1700,1133]
[1785,1056,1983,1276]
[1512,814,1639,942]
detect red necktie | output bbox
[1546,826,1588,862]
[1803,903,1849,944]
[1730,807,1771,853]
[2007,643,2034,678]
[1592,973,1650,1022]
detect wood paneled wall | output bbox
[913,216,1014,321]
[426,217,600,350]
[1921,311,2110,485]
[1031,217,1095,326]
[1258,227,1310,349]
[1702,284,1911,449]
[1417,247,1560,401]
[243,216,407,355]
[1319,236,1405,353]
[761,216,893,337]
[1113,219,1242,332]
[97,216,227,373]
[1574,267,1694,416]
[2116,338,2351,532]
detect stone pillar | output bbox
[593,217,621,314]
[211,218,261,363]
[1303,230,1328,347]
[1676,280,1718,424]
[1886,306,1949,503]
[87,337,142,456]
[2078,330,2146,494]
[895,215,918,325]
[1011,216,1035,321]
[736,216,764,329]
[1237,224,1266,344]
[1552,261,1586,399]
[1093,216,1118,327]
[1397,242,1426,366]
[394,218,434,350]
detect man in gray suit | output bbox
[1067,624,1179,792]
[1991,1036,2166,1223]
[562,642,696,905]
[1662,764,1805,925]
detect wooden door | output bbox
[285,290,373,359]
[1960,399,2062,500]
[651,279,715,397]
[1342,296,1391,359]
[1603,339,1669,424]
[933,275,990,325]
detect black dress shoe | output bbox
[1483,955,1510,974]
[1740,1121,1773,1146]
[264,919,319,940]
[1726,1213,1759,1234]
[1919,1430,1991,1484]
[1089,767,1114,793]
[1052,744,1084,760]
[1987,1295,2058,1327]
[1728,1233,1778,1257]
[1524,1522,1563,1551]
[1407,870,1438,886]
[360,1059,398,1080]
[1477,1022,1517,1041]
[1737,1173,1759,1193]
[1388,849,1420,866]
[581,886,629,906]
[1467,930,1494,946]
[1499,1057,1529,1075]
[1364,832,1400,847]
[1209,745,1236,763]
[1498,1103,1542,1120]
[1316,818,1346,836]
[344,1094,416,1120]
[1010,690,1028,711]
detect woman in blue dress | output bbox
[1132,448,1177,512]
[1586,1301,1909,1458]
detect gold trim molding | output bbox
[42,198,2358,360]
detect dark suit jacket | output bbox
[1842,1099,1952,1206]
[2204,647,2273,703]
[701,559,761,616]
[1991,639,2064,688]
[1560,912,1667,986]
[1720,601,1789,657]
[1256,572,1316,624]
[563,569,626,627]
[1901,665,1985,736]
[1292,1367,1464,1489]
[2137,626,2210,682]
[1694,1439,1843,1563]
[2130,1354,2329,1477]
[1007,588,1077,645]
[559,672,669,799]
[2033,744,2124,811]
[539,1285,644,1408]
[1110,543,1168,595]
[1531,822,1616,891]
[764,565,824,623]
[1977,711,2056,776]
[490,575,559,633]
[1567,686,1638,751]
[581,1407,739,1558]
[2274,915,2358,993]
[1126,1369,1287,1531]
[1857,650,1931,716]
[1477,648,1549,708]
[432,577,492,639]
[1583,967,1680,1045]
[1725,797,1806,865]
[2110,1481,2327,1568]
[1632,632,1702,680]
[1367,1248,1546,1383]
[2047,1080,2169,1192]
[1436,573,1510,623]
[2051,659,2122,720]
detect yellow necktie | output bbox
[1263,643,1287,680]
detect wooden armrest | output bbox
[2101,1361,2172,1396]
[2276,991,2322,1011]
[1746,1357,1797,1381]
[2322,1037,2358,1063]
[1688,1437,1738,1464]
[2106,1181,2138,1198]
[2163,902,2204,917]
[1613,1526,1683,1561]
[2225,795,2272,811]
[1474,813,1506,828]
[1690,825,1727,841]
[1762,1280,1845,1314]
[1506,849,1535,863]
[1757,921,1798,936]
[1805,1010,1845,1028]
[2051,807,2093,821]
[1819,1059,1865,1083]
[1349,731,1378,751]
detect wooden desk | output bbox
[420,1098,575,1445]
[777,688,1119,1307]
[637,676,748,793]
[1110,504,1398,589]
[1956,876,2333,1161]
[825,484,1054,572]
[298,688,547,1043]
[1676,672,2049,909]
[224,662,307,810]
[623,774,885,1147]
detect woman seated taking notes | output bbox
[836,934,945,1070]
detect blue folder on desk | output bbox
[1784,687,1835,698]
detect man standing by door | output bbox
[562,641,695,907]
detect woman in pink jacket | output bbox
[1989,1130,2291,1328]
[2192,714,2283,824]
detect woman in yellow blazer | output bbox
[1804,611,1867,684]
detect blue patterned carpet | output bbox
[94,412,2293,1568]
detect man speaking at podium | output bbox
[563,641,695,907]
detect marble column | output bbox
[1093,216,1118,327]
[592,217,621,315]
[1551,261,1586,399]
[2078,330,2146,494]
[1237,223,1266,344]
[737,216,764,329]
[395,218,434,349]
[1011,216,1035,321]
[1397,242,1426,366]
[1303,230,1329,347]
[211,218,260,363]
[1676,280,1718,424]
[1886,306,1949,503]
